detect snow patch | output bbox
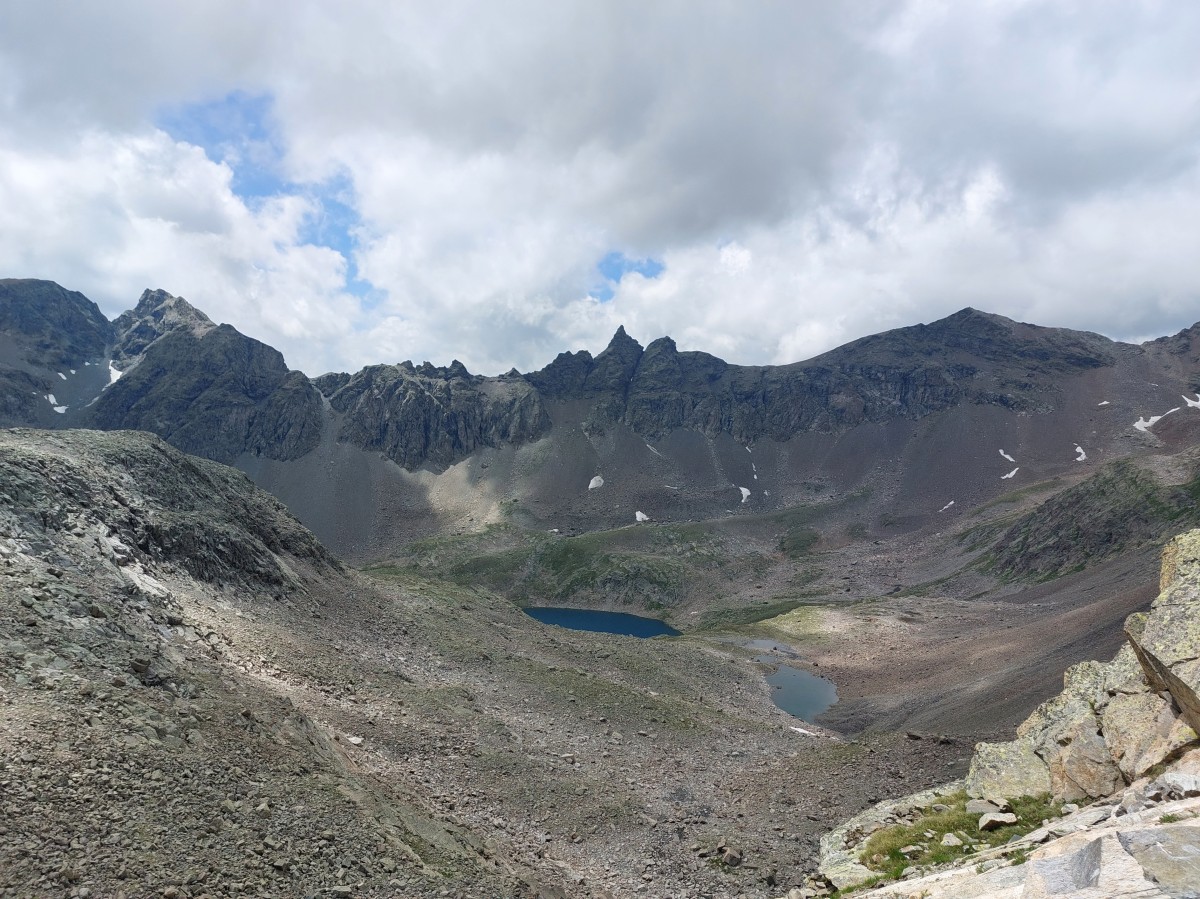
[938,501,955,513]
[1074,445,1087,462]
[1097,400,1110,406]
[738,487,751,503]
[645,443,664,458]
[588,476,604,490]
[1184,394,1200,409]
[57,372,66,381]
[52,406,67,414]
[1001,467,1019,480]
[635,511,649,522]
[745,446,752,453]
[1134,408,1180,432]
[46,393,57,405]
[999,449,1015,463]
[664,485,680,490]
[789,726,816,736]
[69,369,76,375]
[108,362,122,385]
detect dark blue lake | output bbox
[522,607,680,638]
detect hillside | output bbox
[1,428,975,897]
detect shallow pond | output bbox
[758,655,838,720]
[522,606,680,638]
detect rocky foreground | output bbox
[1,428,969,898]
[808,530,1200,898]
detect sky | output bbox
[1,1,1198,377]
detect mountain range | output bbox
[3,277,1199,565]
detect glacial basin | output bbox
[522,606,680,638]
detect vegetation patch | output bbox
[695,599,810,632]
[970,478,1064,516]
[780,526,820,558]
[984,458,1200,580]
[856,792,1062,885]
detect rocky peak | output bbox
[86,323,324,464]
[524,349,595,396]
[327,363,550,469]
[584,326,644,393]
[112,288,216,368]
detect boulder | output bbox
[978,812,1018,831]
[965,738,1051,799]
[1117,827,1200,897]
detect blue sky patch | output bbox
[157,91,373,298]
[157,91,286,200]
[592,251,664,301]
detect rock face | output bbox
[529,309,1122,443]
[325,361,551,469]
[88,323,325,464]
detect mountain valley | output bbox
[4,277,1200,897]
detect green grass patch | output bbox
[694,599,810,632]
[970,478,1064,516]
[780,526,820,558]
[858,792,1063,883]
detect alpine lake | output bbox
[522,607,837,721]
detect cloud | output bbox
[1,1,1199,375]
[0,128,360,374]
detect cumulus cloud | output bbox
[1,1,1198,375]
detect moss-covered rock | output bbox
[966,738,1052,799]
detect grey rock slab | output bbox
[1119,826,1200,899]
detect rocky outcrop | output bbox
[826,792,1200,899]
[0,429,339,591]
[814,529,1200,897]
[326,361,551,469]
[967,530,1200,804]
